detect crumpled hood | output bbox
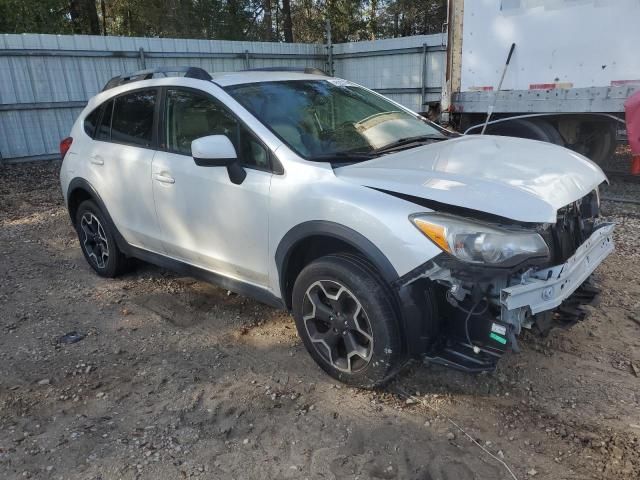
[335,135,607,223]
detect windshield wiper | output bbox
[374,134,444,154]
[308,151,377,162]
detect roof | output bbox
[211,71,334,87]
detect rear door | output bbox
[151,87,273,287]
[90,88,163,252]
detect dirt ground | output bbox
[0,160,638,480]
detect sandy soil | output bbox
[0,161,638,480]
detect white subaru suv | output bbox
[60,66,614,387]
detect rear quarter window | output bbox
[111,89,157,147]
[83,107,101,138]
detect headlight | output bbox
[410,213,549,266]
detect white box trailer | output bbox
[442,0,640,164]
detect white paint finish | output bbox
[84,140,163,252]
[61,73,612,300]
[61,119,163,253]
[191,135,237,160]
[461,0,640,91]
[151,150,273,287]
[336,135,606,223]
[266,148,443,285]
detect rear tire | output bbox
[570,120,617,166]
[75,200,129,278]
[485,118,563,145]
[292,254,405,388]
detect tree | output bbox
[282,0,293,42]
[263,0,274,40]
[0,0,447,43]
[70,0,100,34]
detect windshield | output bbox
[224,80,448,161]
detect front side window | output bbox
[225,80,448,161]
[164,88,269,170]
[111,89,157,147]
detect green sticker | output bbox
[490,332,507,345]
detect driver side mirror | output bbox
[191,135,246,185]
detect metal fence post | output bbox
[244,50,250,70]
[138,47,146,69]
[325,19,334,76]
[421,43,427,107]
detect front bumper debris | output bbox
[500,223,614,315]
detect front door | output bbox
[151,88,273,287]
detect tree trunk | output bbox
[369,0,377,40]
[100,0,107,36]
[69,0,100,34]
[393,12,399,38]
[282,0,293,42]
[69,1,81,33]
[263,0,273,41]
[83,0,100,35]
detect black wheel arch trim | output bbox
[275,220,400,301]
[66,177,130,254]
[128,245,285,309]
[275,220,436,356]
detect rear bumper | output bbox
[500,223,614,315]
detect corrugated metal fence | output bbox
[0,33,445,162]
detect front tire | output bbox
[292,254,405,388]
[75,200,128,278]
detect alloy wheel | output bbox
[302,280,374,373]
[80,212,109,269]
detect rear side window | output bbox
[96,100,113,141]
[111,89,157,147]
[84,107,101,138]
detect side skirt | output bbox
[126,245,286,310]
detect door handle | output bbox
[154,173,175,184]
[90,155,104,166]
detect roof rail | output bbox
[102,66,212,91]
[244,67,328,76]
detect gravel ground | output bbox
[0,160,639,480]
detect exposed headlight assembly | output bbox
[410,213,549,267]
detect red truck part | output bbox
[624,90,640,175]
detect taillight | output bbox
[60,137,73,158]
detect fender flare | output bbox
[274,220,399,302]
[275,221,436,356]
[66,177,130,254]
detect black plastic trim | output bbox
[275,221,439,356]
[275,221,400,303]
[127,246,284,309]
[193,157,236,167]
[66,178,130,253]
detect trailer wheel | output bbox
[533,120,565,146]
[568,120,617,166]
[484,118,564,145]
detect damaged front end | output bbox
[397,190,615,372]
